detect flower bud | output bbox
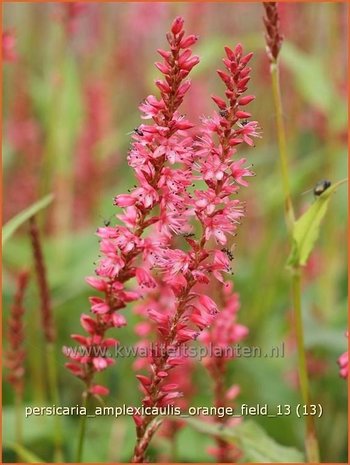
[171,16,184,35]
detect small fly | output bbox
[302,179,331,197]
[313,179,331,196]
[221,247,234,261]
[99,214,114,227]
[127,127,144,136]
[237,119,250,128]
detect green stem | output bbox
[270,58,319,462]
[170,432,177,462]
[270,61,295,230]
[46,343,64,462]
[292,269,320,462]
[76,392,89,463]
[15,390,23,462]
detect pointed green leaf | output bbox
[287,180,347,267]
[2,194,54,246]
[185,417,304,463]
[233,420,303,463]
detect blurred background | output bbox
[3,2,348,463]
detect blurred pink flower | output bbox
[61,2,89,36]
[2,30,17,62]
[338,332,348,379]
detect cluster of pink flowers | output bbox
[130,24,259,462]
[65,17,201,397]
[65,17,259,462]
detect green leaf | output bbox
[5,442,44,463]
[2,194,54,246]
[287,180,347,267]
[185,417,304,463]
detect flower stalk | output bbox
[270,63,295,228]
[263,3,319,462]
[291,268,319,462]
[29,217,63,462]
[76,392,90,462]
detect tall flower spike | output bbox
[131,42,259,463]
[65,16,199,398]
[263,2,283,62]
[5,270,30,393]
[29,217,55,342]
